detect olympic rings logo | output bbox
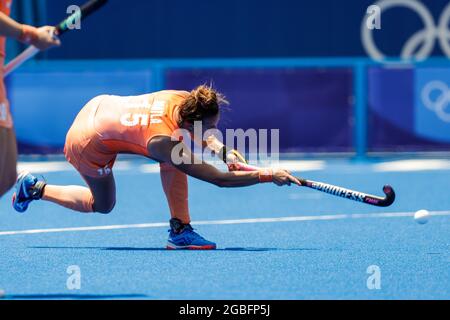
[421,81,450,123]
[362,0,450,61]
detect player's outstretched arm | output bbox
[0,12,60,50]
[148,136,300,188]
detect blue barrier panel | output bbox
[368,66,450,152]
[415,68,450,144]
[8,68,153,153]
[6,58,450,155]
[166,68,354,153]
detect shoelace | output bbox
[169,226,206,241]
[185,229,208,242]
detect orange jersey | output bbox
[0,0,13,128]
[0,0,12,61]
[93,90,189,157]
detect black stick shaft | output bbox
[56,0,108,35]
[297,178,395,207]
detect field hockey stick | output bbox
[228,162,396,207]
[295,178,395,207]
[4,0,108,77]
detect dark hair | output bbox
[179,85,229,123]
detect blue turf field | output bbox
[0,157,449,300]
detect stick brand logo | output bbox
[312,183,365,202]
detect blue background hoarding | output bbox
[7,0,450,154]
[7,64,354,153]
[19,0,450,59]
[415,68,450,144]
[368,65,450,152]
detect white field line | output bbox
[17,159,450,174]
[17,160,326,175]
[139,160,326,174]
[373,159,450,172]
[0,210,448,237]
[17,161,132,173]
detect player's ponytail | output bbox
[179,85,229,123]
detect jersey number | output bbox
[97,165,112,176]
[120,100,166,127]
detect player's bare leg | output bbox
[13,172,116,214]
[0,126,18,198]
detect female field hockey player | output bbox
[0,0,60,198]
[13,85,300,250]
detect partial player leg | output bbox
[160,162,190,223]
[160,162,216,250]
[43,173,116,213]
[13,171,116,214]
[0,126,18,198]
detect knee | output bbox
[93,199,116,214]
